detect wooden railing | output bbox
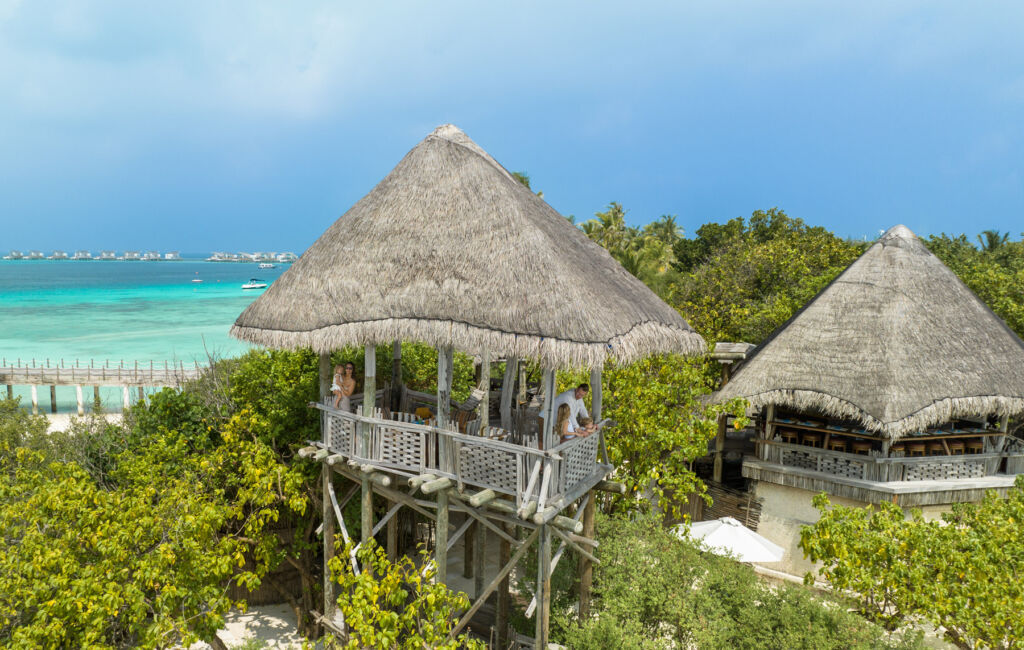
[0,357,203,387]
[762,439,1016,482]
[313,402,611,518]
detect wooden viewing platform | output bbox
[1,358,205,414]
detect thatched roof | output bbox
[714,224,1024,439]
[231,124,704,368]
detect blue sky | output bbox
[1,1,1022,253]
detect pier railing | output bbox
[313,402,612,521]
[0,358,204,387]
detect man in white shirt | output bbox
[539,383,590,433]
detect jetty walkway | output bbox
[1,358,204,414]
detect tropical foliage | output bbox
[326,541,484,649]
[561,512,923,650]
[800,477,1024,650]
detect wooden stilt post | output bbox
[480,349,490,430]
[6,384,12,400]
[50,385,57,413]
[137,386,145,404]
[762,404,776,461]
[518,362,527,405]
[579,367,602,619]
[386,510,398,561]
[437,346,453,427]
[499,356,516,431]
[322,467,337,623]
[30,385,38,415]
[495,521,513,648]
[463,523,475,580]
[473,520,485,598]
[361,475,373,545]
[122,386,130,410]
[536,523,552,647]
[713,364,731,483]
[540,369,556,450]
[76,385,84,416]
[93,386,100,410]
[318,353,331,403]
[436,489,449,584]
[390,339,402,412]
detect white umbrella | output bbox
[675,516,784,563]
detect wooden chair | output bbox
[948,441,965,455]
[907,442,927,457]
[851,441,873,455]
[827,439,847,453]
[966,440,984,454]
[802,433,822,448]
[890,443,905,456]
[780,430,799,445]
[928,441,947,456]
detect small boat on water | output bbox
[191,271,203,283]
[242,278,268,290]
[258,262,275,269]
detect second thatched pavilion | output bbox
[232,124,704,646]
[712,224,1024,574]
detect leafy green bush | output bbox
[802,478,1024,650]
[562,512,923,650]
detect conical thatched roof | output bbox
[231,124,704,368]
[715,225,1024,439]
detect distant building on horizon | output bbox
[27,250,44,260]
[164,251,181,260]
[97,250,117,260]
[72,250,91,260]
[276,252,298,262]
[122,251,141,261]
[143,251,160,261]
[49,250,69,260]
[4,250,24,260]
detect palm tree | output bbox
[977,230,1009,253]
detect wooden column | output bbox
[495,521,513,648]
[437,347,453,427]
[479,349,490,430]
[762,404,776,461]
[390,340,402,411]
[50,385,57,413]
[535,523,552,647]
[93,386,101,410]
[500,358,516,431]
[540,369,556,450]
[579,367,602,619]
[361,476,373,545]
[518,362,527,405]
[75,385,84,416]
[137,387,145,404]
[463,523,475,580]
[30,385,38,415]
[6,385,11,400]
[436,489,449,584]
[322,468,337,623]
[318,353,332,403]
[386,513,398,561]
[713,364,731,483]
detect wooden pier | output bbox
[1,357,204,415]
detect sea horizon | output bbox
[1,259,286,413]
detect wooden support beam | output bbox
[496,521,513,648]
[408,473,438,490]
[473,519,485,597]
[450,527,540,640]
[449,497,523,546]
[325,474,360,575]
[578,490,597,619]
[93,386,100,409]
[137,386,145,404]
[322,467,337,623]
[371,502,402,539]
[468,488,497,507]
[5,385,11,400]
[713,413,727,483]
[449,516,475,554]
[595,480,626,494]
[318,353,332,402]
[437,346,454,428]
[463,523,475,580]
[479,348,490,431]
[540,369,556,451]
[535,524,551,646]
[390,340,402,412]
[30,385,38,415]
[76,385,84,416]
[436,489,449,584]
[421,476,452,494]
[50,385,57,413]
[297,445,320,458]
[499,357,516,431]
[387,511,398,561]
[361,476,373,545]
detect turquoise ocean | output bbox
[0,259,287,412]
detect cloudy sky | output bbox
[2,1,1022,252]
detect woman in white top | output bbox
[331,363,356,411]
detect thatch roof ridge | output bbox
[715,224,1024,438]
[231,124,704,368]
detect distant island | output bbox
[2,250,298,262]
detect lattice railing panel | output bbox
[818,455,866,480]
[782,448,818,471]
[327,414,355,454]
[457,444,520,495]
[376,425,427,474]
[561,435,600,492]
[904,460,986,481]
